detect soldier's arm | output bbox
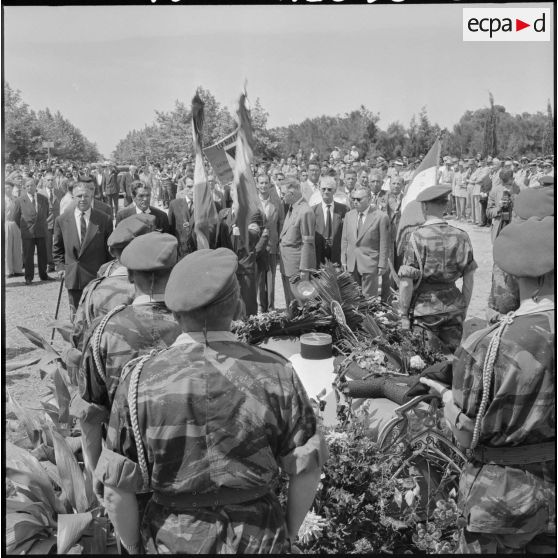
[104,487,141,553]
[286,468,322,542]
[462,269,475,310]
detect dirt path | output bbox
[4,219,493,412]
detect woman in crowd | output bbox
[5,178,24,277]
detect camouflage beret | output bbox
[493,216,554,277]
[165,248,238,313]
[107,214,156,251]
[514,186,554,219]
[539,175,555,188]
[120,232,177,271]
[416,184,452,203]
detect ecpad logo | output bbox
[463,8,550,41]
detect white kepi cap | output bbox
[289,333,338,426]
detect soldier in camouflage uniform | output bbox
[399,185,477,353]
[70,214,155,355]
[95,248,328,554]
[72,232,181,477]
[422,186,555,553]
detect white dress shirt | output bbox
[135,205,151,215]
[74,207,92,243]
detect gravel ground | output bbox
[4,217,493,414]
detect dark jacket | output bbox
[53,208,113,290]
[313,201,347,266]
[168,198,194,259]
[12,193,49,239]
[115,205,170,233]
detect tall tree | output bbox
[482,92,498,157]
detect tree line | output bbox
[4,83,101,164]
[4,82,553,166]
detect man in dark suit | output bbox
[104,164,120,216]
[168,180,195,260]
[118,165,137,207]
[53,183,113,319]
[38,173,65,272]
[115,182,170,233]
[12,178,52,284]
[313,176,347,266]
[341,187,390,298]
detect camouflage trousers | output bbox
[458,529,556,554]
[141,493,290,554]
[411,311,464,355]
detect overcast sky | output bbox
[4,3,555,158]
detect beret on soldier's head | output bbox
[165,248,239,313]
[493,216,554,277]
[107,214,156,250]
[416,184,452,203]
[120,232,177,271]
[514,186,554,219]
[539,175,555,188]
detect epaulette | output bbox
[91,304,127,384]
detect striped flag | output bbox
[396,138,441,257]
[191,92,218,249]
[232,92,264,251]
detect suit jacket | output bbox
[341,206,390,275]
[12,193,49,239]
[313,201,347,265]
[104,170,119,196]
[37,187,65,230]
[92,199,114,220]
[260,197,283,255]
[168,198,194,258]
[115,205,170,233]
[117,172,135,199]
[53,208,113,290]
[279,196,316,278]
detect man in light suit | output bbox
[313,176,347,266]
[115,182,170,233]
[341,187,390,298]
[53,184,113,319]
[256,173,284,312]
[279,177,316,306]
[12,178,52,284]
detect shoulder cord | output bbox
[471,311,515,449]
[84,278,104,326]
[104,259,118,277]
[91,304,127,384]
[128,350,157,491]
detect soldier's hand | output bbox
[420,378,453,405]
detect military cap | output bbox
[514,186,554,219]
[542,159,553,167]
[416,184,452,203]
[165,248,238,312]
[107,214,156,251]
[493,216,553,277]
[120,232,177,271]
[520,156,529,162]
[394,160,404,166]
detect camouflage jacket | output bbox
[452,302,555,534]
[95,331,328,552]
[71,263,135,351]
[487,263,520,316]
[399,218,477,317]
[76,297,181,424]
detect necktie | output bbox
[32,195,37,211]
[357,212,364,235]
[288,205,293,217]
[80,212,87,246]
[325,204,332,239]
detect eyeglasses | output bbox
[351,197,366,202]
[320,188,334,192]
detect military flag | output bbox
[232,92,264,251]
[191,92,218,249]
[396,138,441,257]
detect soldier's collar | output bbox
[515,296,554,317]
[172,331,237,346]
[422,217,446,226]
[132,294,166,305]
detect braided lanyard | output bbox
[127,350,158,491]
[471,311,515,449]
[91,304,127,384]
